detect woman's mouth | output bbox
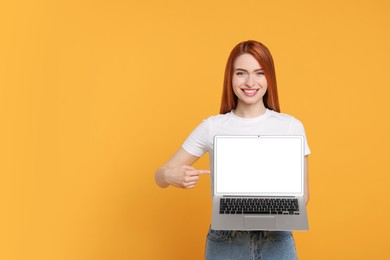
[241,88,259,97]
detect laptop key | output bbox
[243,211,270,214]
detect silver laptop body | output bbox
[211,135,309,231]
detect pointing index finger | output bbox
[195,170,210,175]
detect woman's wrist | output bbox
[155,166,171,188]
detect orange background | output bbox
[1,0,389,259]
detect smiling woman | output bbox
[154,40,311,260]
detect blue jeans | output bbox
[205,228,297,260]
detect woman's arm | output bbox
[154,147,210,189]
[304,156,309,205]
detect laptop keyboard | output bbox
[219,198,300,215]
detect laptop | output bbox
[211,135,309,231]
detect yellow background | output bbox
[1,0,389,259]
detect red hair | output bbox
[220,40,281,114]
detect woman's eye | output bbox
[236,72,246,76]
[257,71,264,76]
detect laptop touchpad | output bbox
[244,216,276,229]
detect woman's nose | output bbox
[245,74,255,87]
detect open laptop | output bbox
[211,135,309,231]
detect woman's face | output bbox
[232,53,268,107]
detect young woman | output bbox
[155,40,310,260]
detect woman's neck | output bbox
[234,103,267,118]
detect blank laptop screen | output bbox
[214,136,303,195]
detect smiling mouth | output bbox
[241,88,260,96]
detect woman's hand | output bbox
[155,148,210,189]
[166,165,210,189]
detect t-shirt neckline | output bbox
[230,108,271,121]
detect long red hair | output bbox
[220,40,280,114]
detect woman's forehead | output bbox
[233,53,262,70]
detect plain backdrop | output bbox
[1,0,389,259]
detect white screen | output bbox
[215,136,303,195]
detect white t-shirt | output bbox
[182,109,311,193]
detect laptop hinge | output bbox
[222,195,296,197]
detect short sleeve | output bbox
[181,118,210,157]
[290,118,311,156]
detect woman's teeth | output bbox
[241,89,259,97]
[243,89,257,93]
